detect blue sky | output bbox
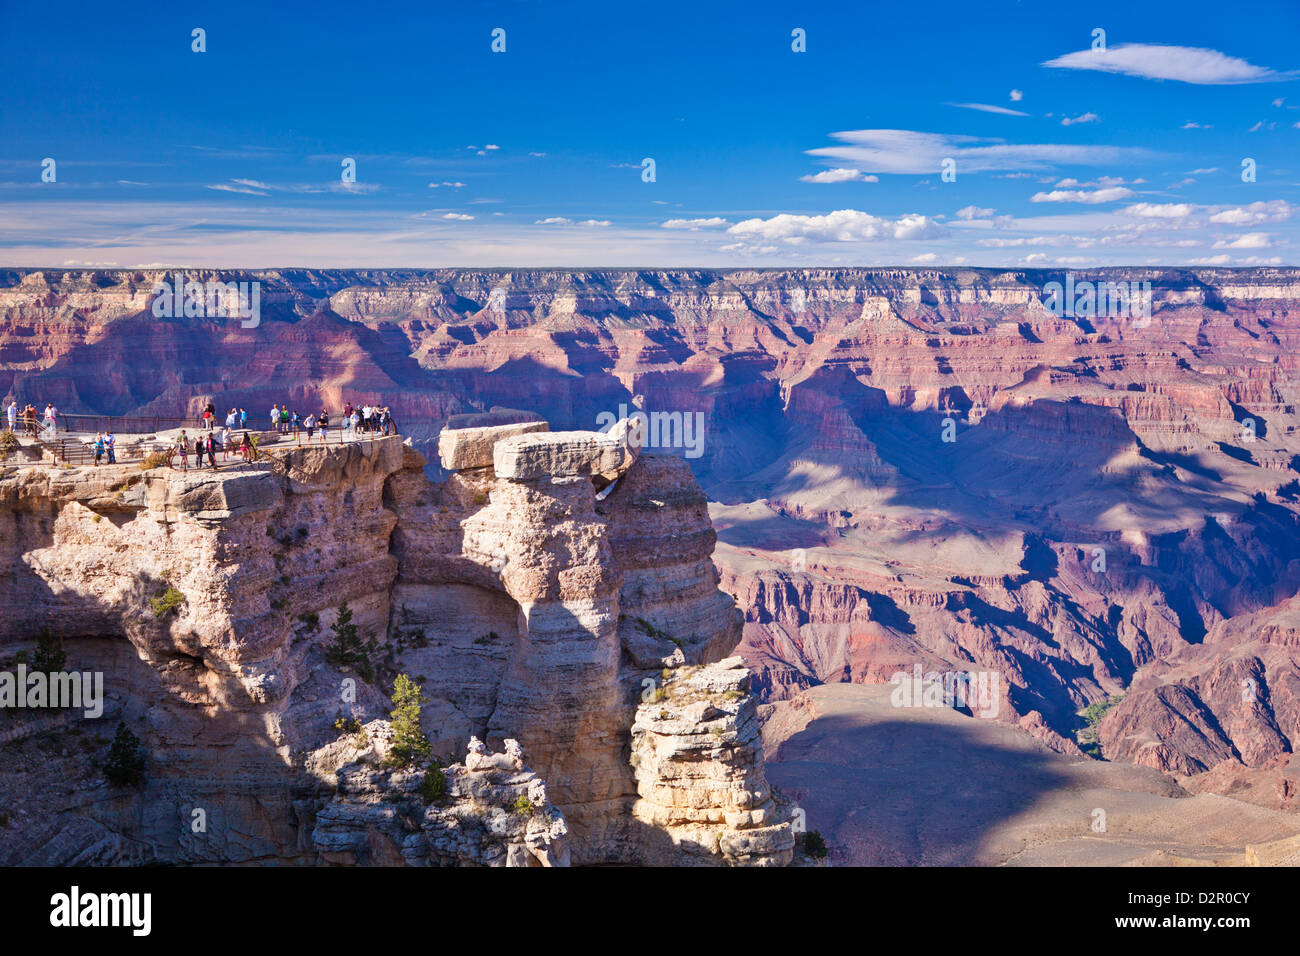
[2,0,1298,267]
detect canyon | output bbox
[3,266,1300,864]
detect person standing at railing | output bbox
[318,409,329,443]
[270,403,280,434]
[104,430,116,464]
[175,431,189,471]
[5,399,15,433]
[221,424,232,461]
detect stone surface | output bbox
[493,422,638,481]
[438,420,548,471]
[630,657,796,866]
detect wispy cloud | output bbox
[661,217,729,229]
[808,129,1158,175]
[1042,43,1295,85]
[947,102,1029,117]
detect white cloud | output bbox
[484,144,500,150]
[441,213,474,221]
[428,181,466,188]
[947,102,1029,116]
[1181,121,1212,129]
[1031,186,1135,204]
[1009,89,1023,102]
[799,168,878,183]
[911,252,939,263]
[1060,112,1100,126]
[726,209,945,243]
[1042,43,1293,85]
[956,205,995,220]
[207,183,269,196]
[1123,202,1196,219]
[534,217,610,226]
[808,129,1157,175]
[661,217,729,230]
[1189,167,1219,174]
[1208,200,1293,225]
[1212,232,1273,249]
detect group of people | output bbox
[168,427,259,470]
[267,401,395,441]
[6,400,56,437]
[203,403,249,432]
[91,431,118,465]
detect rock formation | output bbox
[0,416,788,866]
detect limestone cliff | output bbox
[0,421,792,866]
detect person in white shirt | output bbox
[5,400,16,432]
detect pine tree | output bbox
[324,601,379,682]
[387,674,431,768]
[104,722,146,787]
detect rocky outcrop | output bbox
[0,415,775,866]
[631,657,795,865]
[312,731,570,867]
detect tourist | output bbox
[194,434,206,469]
[280,406,290,433]
[225,408,238,430]
[349,408,359,436]
[176,431,189,471]
[304,413,315,441]
[221,425,232,460]
[239,407,247,428]
[104,430,116,464]
[202,402,215,430]
[290,409,299,436]
[318,409,329,442]
[24,404,37,437]
[240,431,252,462]
[93,432,105,466]
[270,403,280,433]
[206,433,217,469]
[5,399,15,433]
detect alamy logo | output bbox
[0,664,102,718]
[1042,273,1151,328]
[889,664,1000,719]
[151,273,261,328]
[595,404,705,459]
[50,886,150,936]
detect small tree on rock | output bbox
[387,673,431,769]
[324,601,379,682]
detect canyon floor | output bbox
[764,684,1300,866]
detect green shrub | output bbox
[386,673,431,768]
[511,794,534,815]
[149,586,185,618]
[104,723,146,787]
[33,628,66,672]
[298,612,320,632]
[323,601,379,682]
[419,760,448,805]
[140,450,168,470]
[803,830,828,860]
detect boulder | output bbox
[493,420,641,481]
[438,420,548,471]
